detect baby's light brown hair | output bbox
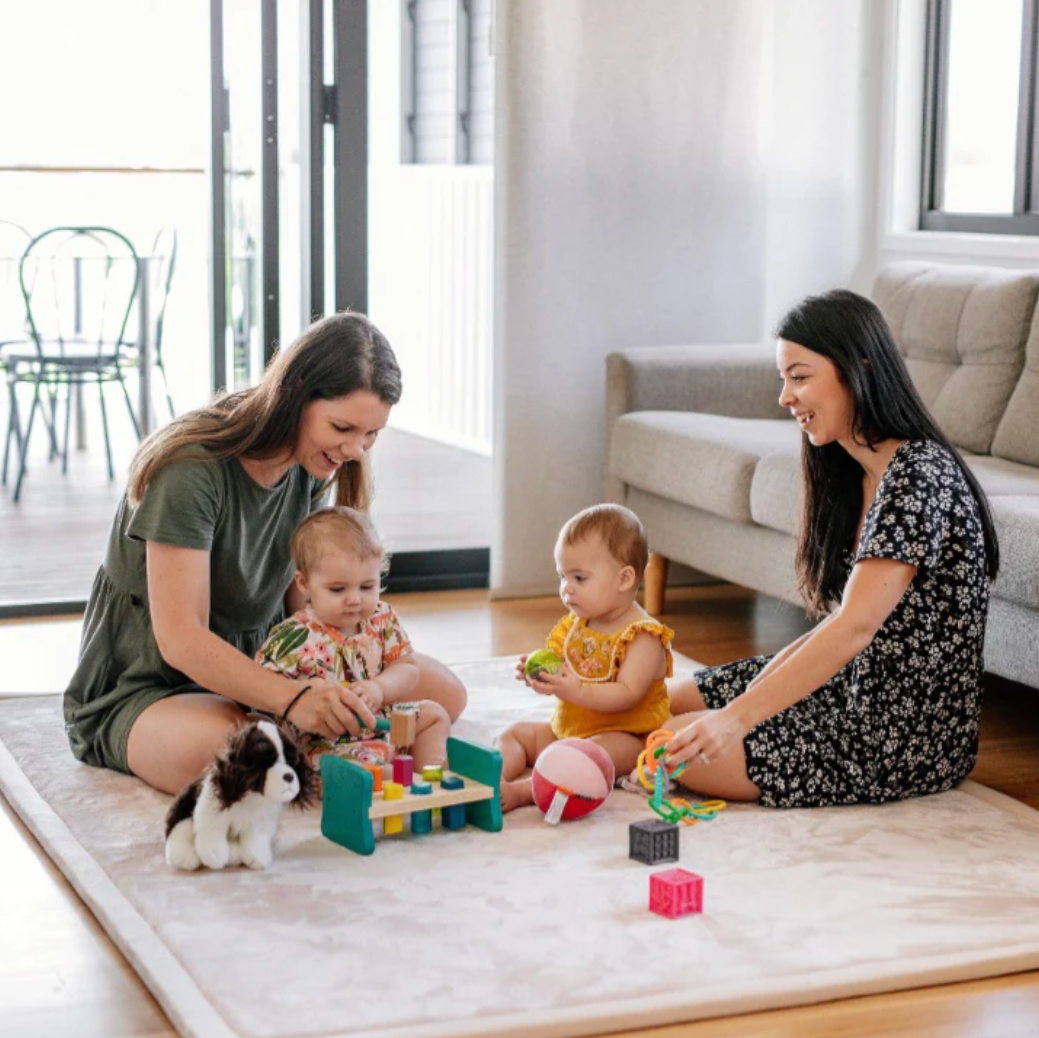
[557,504,649,581]
[290,507,389,578]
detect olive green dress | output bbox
[64,453,322,773]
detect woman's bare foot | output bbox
[500,777,535,813]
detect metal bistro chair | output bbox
[0,220,64,484]
[147,225,178,419]
[7,226,141,501]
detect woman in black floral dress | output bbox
[665,290,1000,808]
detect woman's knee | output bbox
[668,677,707,715]
[412,652,467,720]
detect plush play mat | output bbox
[3,658,1039,1038]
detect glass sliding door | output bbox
[208,0,492,591]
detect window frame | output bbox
[921,0,1039,234]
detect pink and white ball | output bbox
[531,738,615,823]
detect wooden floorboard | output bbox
[1,584,1038,1038]
[0,409,491,609]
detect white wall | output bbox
[764,0,885,323]
[492,0,884,597]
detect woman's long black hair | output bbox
[776,289,999,618]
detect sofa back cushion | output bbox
[991,305,1039,466]
[873,262,1037,454]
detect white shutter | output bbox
[466,0,494,164]
[409,0,455,164]
[403,0,494,165]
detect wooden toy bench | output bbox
[320,736,503,855]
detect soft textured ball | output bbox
[531,738,616,822]
[524,649,564,680]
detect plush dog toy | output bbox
[164,719,317,871]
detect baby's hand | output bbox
[515,655,530,684]
[349,679,384,715]
[529,667,583,703]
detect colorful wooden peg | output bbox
[393,755,414,786]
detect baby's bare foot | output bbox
[500,777,535,814]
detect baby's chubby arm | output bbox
[351,654,420,712]
[530,632,664,712]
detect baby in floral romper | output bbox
[256,506,450,769]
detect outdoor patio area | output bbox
[0,404,491,611]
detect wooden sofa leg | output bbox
[644,552,669,616]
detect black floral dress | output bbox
[697,440,990,808]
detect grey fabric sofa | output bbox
[606,262,1039,690]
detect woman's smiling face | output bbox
[293,390,392,479]
[776,338,855,447]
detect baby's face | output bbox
[299,549,383,632]
[554,536,631,622]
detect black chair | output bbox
[7,226,141,501]
[0,220,55,485]
[147,225,178,419]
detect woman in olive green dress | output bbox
[64,311,467,795]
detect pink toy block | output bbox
[649,868,703,918]
[392,755,414,786]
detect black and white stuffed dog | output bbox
[164,719,317,871]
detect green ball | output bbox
[524,649,563,679]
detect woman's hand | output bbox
[665,707,747,767]
[529,667,583,703]
[284,678,377,739]
[349,679,384,715]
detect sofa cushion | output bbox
[966,454,1039,497]
[750,445,803,536]
[992,304,1039,467]
[610,412,800,524]
[873,262,1037,454]
[989,497,1039,611]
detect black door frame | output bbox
[210,0,488,594]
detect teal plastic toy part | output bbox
[446,736,503,833]
[352,713,391,733]
[320,755,376,855]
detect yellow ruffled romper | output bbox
[546,612,674,740]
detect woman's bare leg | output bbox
[667,675,708,715]
[495,721,557,813]
[126,693,248,795]
[667,709,761,802]
[411,652,467,721]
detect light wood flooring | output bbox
[2,585,1039,1038]
[0,405,491,610]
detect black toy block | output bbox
[629,818,680,865]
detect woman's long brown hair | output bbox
[127,311,402,508]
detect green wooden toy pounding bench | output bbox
[320,737,503,855]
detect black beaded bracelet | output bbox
[276,685,312,726]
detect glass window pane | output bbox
[942,0,1023,214]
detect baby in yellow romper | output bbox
[497,503,673,813]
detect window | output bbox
[402,0,494,164]
[922,0,1039,233]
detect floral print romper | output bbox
[256,602,414,763]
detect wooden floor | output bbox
[0,406,491,609]
[2,584,1038,1038]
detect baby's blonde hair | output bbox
[290,507,389,578]
[557,504,649,581]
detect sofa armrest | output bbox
[605,344,788,503]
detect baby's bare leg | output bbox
[409,701,451,770]
[588,731,645,784]
[495,721,557,813]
